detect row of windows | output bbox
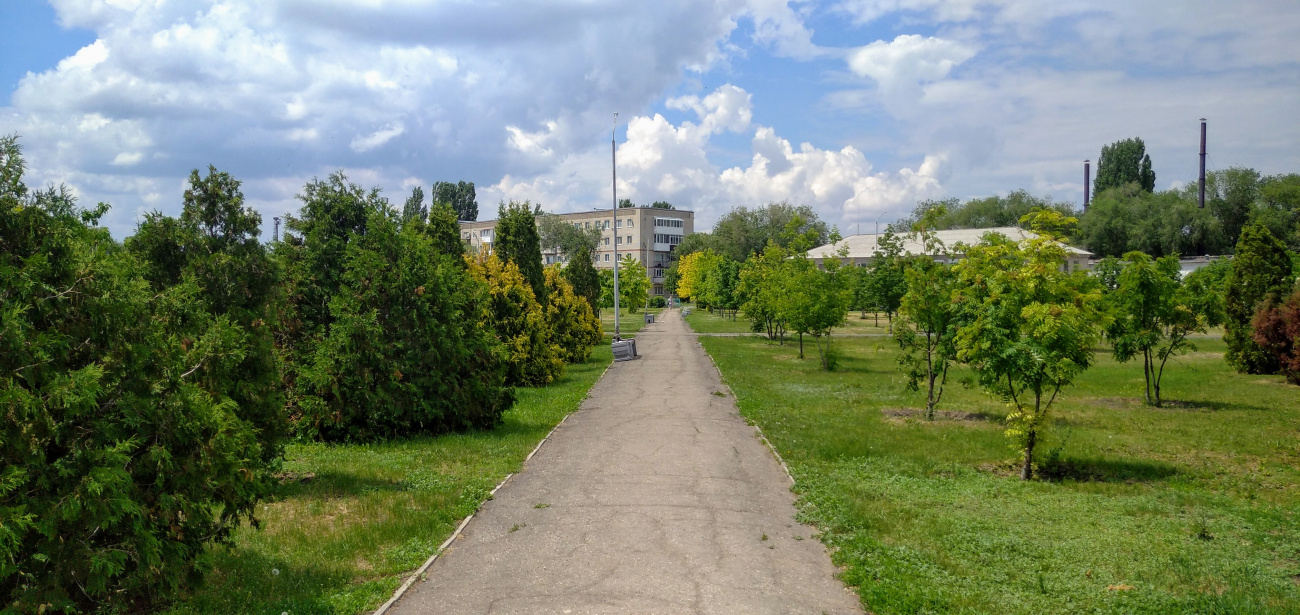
[573,218,635,230]
[653,233,682,245]
[654,218,684,229]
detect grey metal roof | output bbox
[808,226,1092,259]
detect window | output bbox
[480,229,493,238]
[654,218,683,229]
[585,221,591,229]
[615,236,622,245]
[627,219,634,228]
[604,237,610,245]
[626,235,632,244]
[604,253,610,262]
[616,219,623,228]
[653,233,683,245]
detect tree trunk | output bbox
[874,311,879,327]
[1021,428,1036,480]
[1143,348,1153,405]
[925,333,936,420]
[798,332,804,358]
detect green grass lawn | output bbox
[696,332,1300,614]
[166,344,613,615]
[685,307,894,336]
[599,306,663,337]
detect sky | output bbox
[1,0,1298,238]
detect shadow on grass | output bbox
[1038,455,1179,483]
[1089,397,1276,414]
[274,471,409,499]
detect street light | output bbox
[611,113,620,340]
[874,210,887,236]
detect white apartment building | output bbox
[459,207,695,297]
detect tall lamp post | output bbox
[611,113,621,340]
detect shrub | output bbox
[467,251,565,387]
[1252,286,1300,385]
[1224,224,1295,374]
[1,139,278,610]
[649,296,666,308]
[544,266,602,363]
[277,174,513,440]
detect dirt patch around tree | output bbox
[881,408,1002,424]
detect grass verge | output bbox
[686,308,895,336]
[165,344,613,615]
[600,306,663,337]
[696,331,1300,614]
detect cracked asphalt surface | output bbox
[387,309,862,615]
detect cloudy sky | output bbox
[2,1,1298,238]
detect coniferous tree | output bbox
[402,185,426,224]
[494,200,547,303]
[1,140,280,609]
[563,245,601,317]
[425,202,465,259]
[1223,223,1296,374]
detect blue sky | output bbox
[2,1,1298,237]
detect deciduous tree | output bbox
[1106,252,1222,406]
[1094,137,1155,194]
[951,211,1105,480]
[432,180,477,221]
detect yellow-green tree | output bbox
[544,265,602,363]
[675,250,706,301]
[617,254,651,313]
[951,211,1105,480]
[466,250,564,386]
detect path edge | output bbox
[371,359,616,615]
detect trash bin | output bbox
[644,313,654,324]
[612,338,638,361]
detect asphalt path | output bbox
[386,308,862,615]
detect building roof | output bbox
[460,206,693,225]
[808,226,1092,260]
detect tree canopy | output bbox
[1095,137,1156,194]
[432,180,477,222]
[494,200,547,303]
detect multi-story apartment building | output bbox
[459,207,695,297]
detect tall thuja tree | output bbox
[275,173,388,429]
[433,180,477,222]
[952,211,1105,480]
[402,185,426,225]
[1,140,278,609]
[425,202,465,259]
[128,165,285,462]
[467,250,564,386]
[1223,223,1296,373]
[894,206,959,419]
[1094,137,1155,194]
[1106,252,1223,406]
[544,265,602,363]
[494,200,547,303]
[563,246,600,317]
[294,211,514,440]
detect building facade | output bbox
[459,207,695,297]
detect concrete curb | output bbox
[372,360,615,615]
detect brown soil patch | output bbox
[882,408,1001,424]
